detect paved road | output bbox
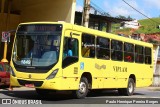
[0,87,160,104]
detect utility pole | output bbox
[82,0,90,27]
[1,0,12,63]
[1,0,5,13]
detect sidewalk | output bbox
[0,86,35,91]
[136,87,160,91]
[11,86,35,91]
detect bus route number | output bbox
[21,60,31,65]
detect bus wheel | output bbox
[73,77,89,99]
[118,78,135,96]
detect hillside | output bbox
[112,17,160,35]
[137,18,160,34]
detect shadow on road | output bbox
[0,90,75,101]
[0,89,146,102]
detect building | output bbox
[0,0,76,60]
[153,45,160,86]
[0,0,130,61]
[120,20,140,29]
[75,11,131,32]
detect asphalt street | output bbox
[0,87,160,104]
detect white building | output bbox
[120,20,140,29]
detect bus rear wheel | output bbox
[118,78,135,96]
[72,77,89,99]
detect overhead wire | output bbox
[121,0,160,25]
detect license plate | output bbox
[25,84,35,88]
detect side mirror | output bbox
[62,56,78,68]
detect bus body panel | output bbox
[10,22,153,92]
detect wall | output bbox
[152,45,160,86]
[0,13,20,60]
[20,0,76,23]
[0,0,76,61]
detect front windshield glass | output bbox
[12,24,62,67]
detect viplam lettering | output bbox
[113,66,127,72]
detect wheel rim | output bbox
[128,82,134,93]
[79,82,86,94]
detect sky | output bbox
[76,0,160,20]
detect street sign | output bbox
[2,32,10,42]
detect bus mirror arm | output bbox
[70,32,73,38]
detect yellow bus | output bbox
[10,22,153,98]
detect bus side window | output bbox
[145,47,152,64]
[82,34,95,58]
[135,45,144,63]
[111,40,123,61]
[96,37,110,60]
[124,43,134,62]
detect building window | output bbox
[96,37,110,60]
[124,43,134,62]
[135,45,144,63]
[82,34,95,58]
[111,40,123,61]
[145,47,152,64]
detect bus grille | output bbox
[17,79,43,87]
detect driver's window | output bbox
[63,37,78,59]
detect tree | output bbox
[127,15,133,20]
[116,15,127,19]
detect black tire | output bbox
[118,78,135,96]
[72,77,89,99]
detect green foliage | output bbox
[116,15,134,20]
[137,18,160,34]
[111,18,160,34]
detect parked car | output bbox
[0,62,10,87]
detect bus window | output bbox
[63,37,78,59]
[145,47,152,64]
[111,40,123,61]
[82,34,95,58]
[135,45,144,63]
[124,43,134,62]
[96,37,110,60]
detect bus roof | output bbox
[18,21,153,47]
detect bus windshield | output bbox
[12,24,62,68]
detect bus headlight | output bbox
[10,67,16,77]
[46,69,59,80]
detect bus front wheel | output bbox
[72,77,89,99]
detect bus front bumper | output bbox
[10,75,79,90]
[10,75,62,90]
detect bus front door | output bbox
[62,30,80,90]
